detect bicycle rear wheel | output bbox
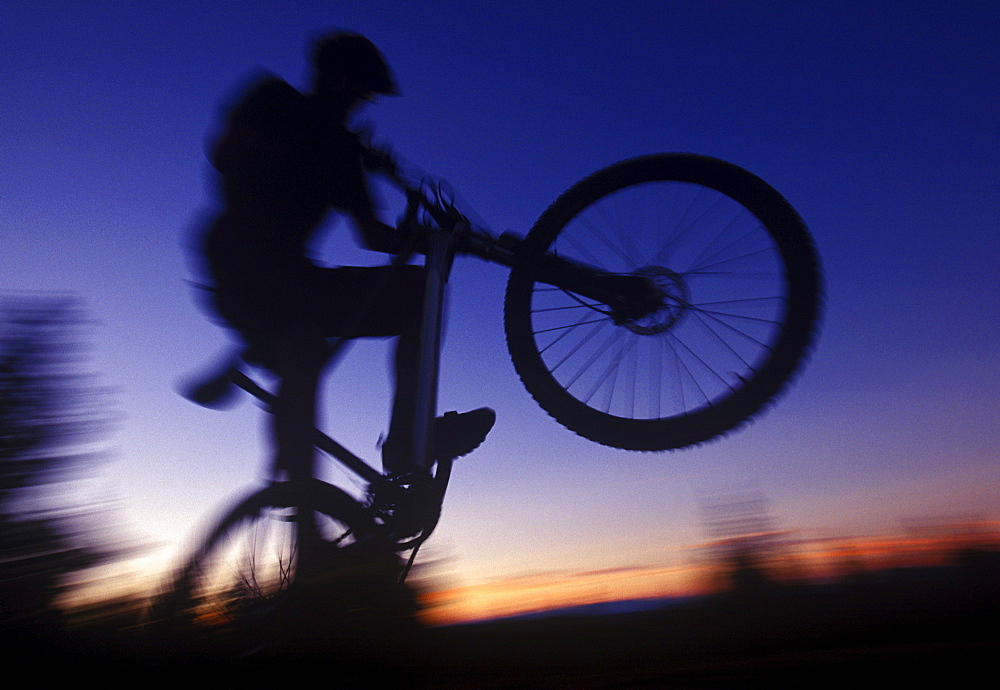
[504,154,821,451]
[168,480,380,626]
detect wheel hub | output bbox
[622,266,690,335]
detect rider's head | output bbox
[311,31,398,107]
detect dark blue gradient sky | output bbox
[4,2,997,609]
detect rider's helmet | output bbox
[312,31,399,96]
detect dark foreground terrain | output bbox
[43,605,997,687]
[11,557,998,687]
[421,590,995,687]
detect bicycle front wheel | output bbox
[504,154,822,451]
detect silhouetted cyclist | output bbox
[196,32,494,487]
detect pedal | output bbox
[178,367,241,409]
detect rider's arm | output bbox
[343,134,413,254]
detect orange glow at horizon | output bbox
[56,518,999,628]
[420,562,711,626]
[419,519,1000,625]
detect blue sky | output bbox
[3,1,997,610]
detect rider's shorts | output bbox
[210,260,425,366]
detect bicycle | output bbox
[160,151,822,634]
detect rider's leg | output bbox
[381,319,420,475]
[312,264,494,475]
[271,333,328,576]
[380,310,496,473]
[312,265,424,475]
[271,338,325,480]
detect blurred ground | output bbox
[10,553,996,687]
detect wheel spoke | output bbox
[537,309,605,356]
[688,311,756,372]
[546,319,608,375]
[532,302,604,314]
[689,305,781,327]
[685,223,755,275]
[693,296,784,307]
[565,215,636,267]
[651,335,663,419]
[592,194,645,266]
[581,332,636,407]
[687,306,778,351]
[648,189,730,267]
[533,316,609,336]
[664,331,715,406]
[685,245,778,275]
[562,326,629,391]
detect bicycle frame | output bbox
[186,170,667,550]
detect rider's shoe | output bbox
[380,407,496,471]
[433,407,496,461]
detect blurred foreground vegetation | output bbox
[0,297,135,653]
